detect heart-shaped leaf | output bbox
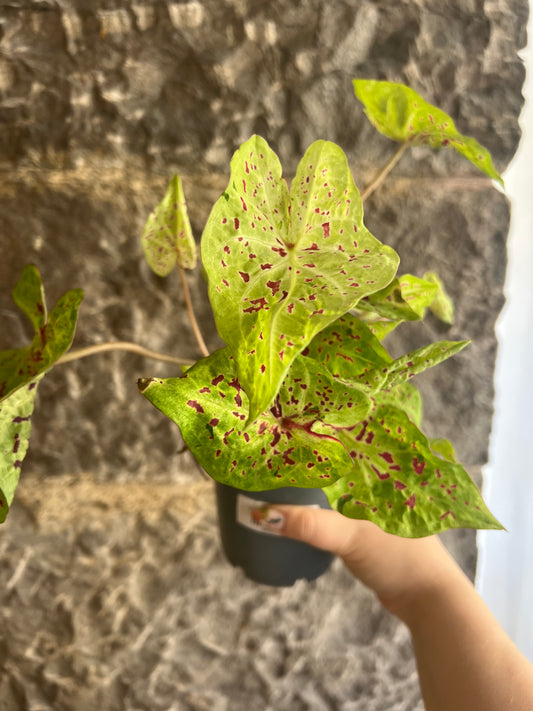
[0,375,42,523]
[0,265,84,401]
[322,402,503,536]
[141,174,196,275]
[138,347,371,490]
[353,79,503,186]
[202,136,399,421]
[356,339,470,390]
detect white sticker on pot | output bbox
[236,493,319,537]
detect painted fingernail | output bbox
[251,507,286,532]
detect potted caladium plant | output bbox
[0,80,504,587]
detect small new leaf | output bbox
[353,80,503,186]
[141,174,196,276]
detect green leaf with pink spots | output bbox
[353,80,503,186]
[141,174,196,275]
[374,383,422,427]
[322,402,503,537]
[303,314,392,389]
[0,375,42,523]
[201,136,399,422]
[138,347,372,491]
[0,265,84,402]
[356,339,470,390]
[357,274,439,323]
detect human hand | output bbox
[255,505,463,623]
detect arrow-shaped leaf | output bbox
[353,79,503,186]
[202,136,399,421]
[0,265,84,401]
[322,402,502,537]
[356,339,470,390]
[0,375,42,522]
[141,174,196,275]
[138,347,371,491]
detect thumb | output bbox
[255,504,368,559]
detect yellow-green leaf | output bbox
[141,174,196,275]
[353,79,503,187]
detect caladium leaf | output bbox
[357,274,439,323]
[202,135,399,421]
[141,174,196,275]
[0,375,42,523]
[356,339,470,390]
[0,265,84,401]
[353,79,503,186]
[303,314,392,385]
[374,382,422,427]
[424,271,454,325]
[364,320,400,341]
[322,402,503,537]
[138,347,371,491]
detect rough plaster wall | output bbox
[0,1,527,709]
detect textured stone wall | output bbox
[0,1,528,709]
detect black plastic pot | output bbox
[216,483,334,587]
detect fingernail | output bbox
[251,506,286,533]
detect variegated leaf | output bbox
[202,136,399,421]
[356,339,470,390]
[322,402,503,536]
[353,79,503,186]
[138,347,371,490]
[357,274,439,323]
[0,265,83,402]
[0,376,42,522]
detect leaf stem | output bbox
[361,143,409,202]
[178,265,210,358]
[56,342,195,367]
